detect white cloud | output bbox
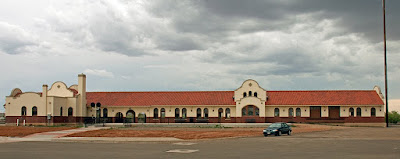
[0,21,38,54]
[84,69,114,78]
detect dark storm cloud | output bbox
[148,0,297,35]
[155,34,205,51]
[224,49,324,76]
[293,0,400,42]
[146,0,398,80]
[149,0,399,42]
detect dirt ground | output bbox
[67,124,343,140]
[0,126,76,137]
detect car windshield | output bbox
[268,123,281,128]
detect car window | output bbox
[269,123,281,128]
[283,123,288,127]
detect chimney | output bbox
[78,74,86,96]
[42,84,48,98]
[78,74,87,117]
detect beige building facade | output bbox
[4,74,385,125]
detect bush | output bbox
[388,111,400,124]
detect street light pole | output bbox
[383,0,389,127]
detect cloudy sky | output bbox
[1,0,399,112]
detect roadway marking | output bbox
[166,149,199,153]
[173,142,197,146]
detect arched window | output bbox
[60,107,63,116]
[371,108,376,117]
[274,108,280,117]
[32,106,37,116]
[356,107,362,117]
[254,92,258,97]
[225,108,231,119]
[68,107,73,116]
[204,108,209,118]
[288,108,294,117]
[21,106,26,116]
[197,108,201,118]
[182,108,187,118]
[242,106,259,116]
[126,110,135,123]
[175,108,180,118]
[249,91,252,96]
[243,92,247,97]
[103,108,108,118]
[296,108,301,117]
[161,108,165,118]
[349,108,354,117]
[154,108,159,119]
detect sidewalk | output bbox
[0,127,107,143]
[54,137,182,142]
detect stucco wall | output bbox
[235,79,267,117]
[265,106,310,117]
[340,106,384,117]
[5,93,45,116]
[51,97,78,116]
[48,82,74,97]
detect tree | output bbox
[388,111,400,124]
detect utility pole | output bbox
[383,0,389,127]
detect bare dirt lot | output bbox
[67,124,343,140]
[0,126,76,137]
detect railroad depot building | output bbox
[4,74,385,126]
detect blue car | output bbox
[263,122,292,137]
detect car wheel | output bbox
[278,131,282,136]
[288,130,291,135]
[264,135,268,137]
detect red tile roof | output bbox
[86,91,235,106]
[69,88,78,96]
[86,90,384,106]
[266,90,384,105]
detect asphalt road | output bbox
[1,127,400,159]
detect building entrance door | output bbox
[310,106,321,119]
[218,108,223,123]
[115,112,123,123]
[328,106,340,119]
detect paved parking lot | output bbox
[0,126,399,159]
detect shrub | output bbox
[388,111,400,124]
